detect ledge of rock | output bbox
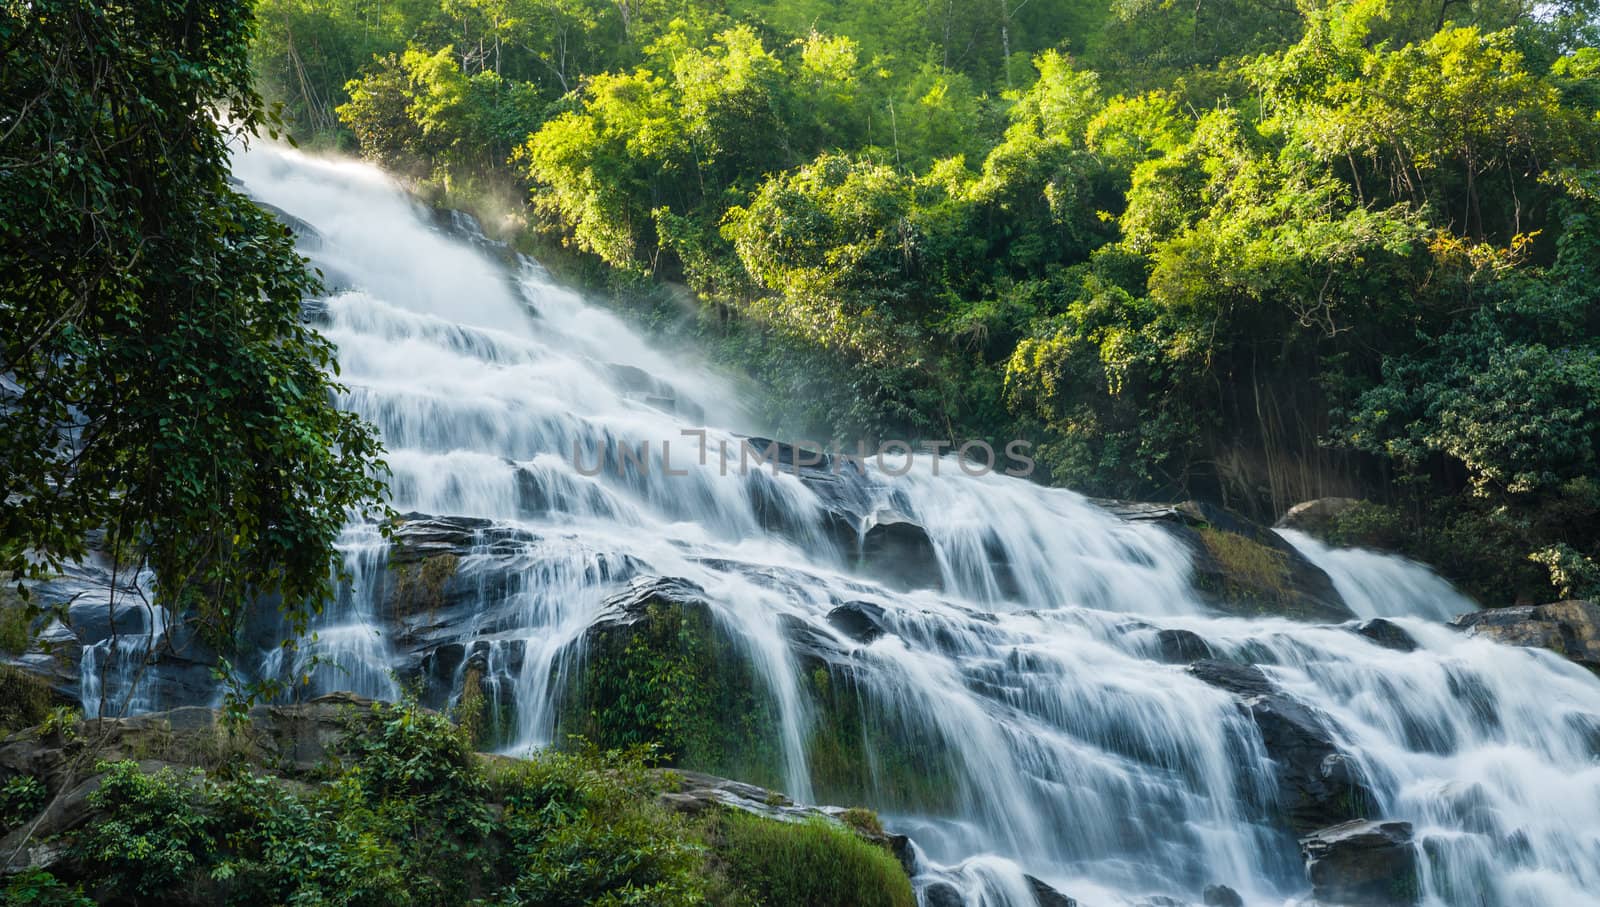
[1187,660,1373,834]
[1301,819,1419,906]
[1450,600,1600,672]
[1101,499,1353,623]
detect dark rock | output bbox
[1275,498,1362,536]
[1351,618,1417,653]
[922,881,965,907]
[828,601,890,644]
[1025,875,1078,907]
[0,691,382,851]
[1202,883,1243,907]
[859,510,944,593]
[1188,660,1374,834]
[1187,659,1275,699]
[1103,499,1353,623]
[1451,600,1600,672]
[1301,819,1419,906]
[1155,628,1216,664]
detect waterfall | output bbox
[223,145,1600,907]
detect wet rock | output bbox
[828,600,890,644]
[1106,499,1353,623]
[1202,883,1243,907]
[922,881,965,907]
[860,510,944,593]
[1300,819,1419,906]
[1350,618,1417,653]
[1155,628,1216,664]
[1188,659,1374,834]
[1187,659,1275,698]
[1451,600,1600,672]
[386,512,496,564]
[1026,875,1078,907]
[1275,498,1362,536]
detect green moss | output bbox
[838,807,884,837]
[0,665,57,735]
[389,553,459,617]
[803,663,962,814]
[1194,527,1303,614]
[712,810,915,907]
[556,598,786,789]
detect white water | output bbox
[227,145,1600,907]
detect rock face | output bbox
[0,692,382,871]
[1300,820,1419,906]
[1187,660,1373,834]
[1275,498,1362,536]
[1451,600,1600,672]
[1107,500,1353,622]
[1202,883,1244,907]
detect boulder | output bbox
[1275,498,1362,536]
[1026,875,1078,907]
[827,601,890,644]
[1300,820,1419,906]
[1187,660,1374,834]
[1451,600,1600,672]
[1350,618,1417,653]
[1154,628,1216,664]
[922,881,965,907]
[1202,884,1243,907]
[1106,500,1353,622]
[858,510,945,593]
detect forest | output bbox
[250,0,1600,605]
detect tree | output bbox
[0,0,388,653]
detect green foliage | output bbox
[2,869,95,907]
[24,698,918,907]
[75,761,213,897]
[490,744,705,907]
[1,0,389,661]
[1,774,46,832]
[714,811,915,907]
[559,598,784,788]
[265,0,1600,605]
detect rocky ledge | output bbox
[1450,600,1600,673]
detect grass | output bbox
[713,810,915,907]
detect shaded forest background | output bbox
[250,0,1600,605]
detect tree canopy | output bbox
[1,0,387,654]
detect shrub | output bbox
[73,761,212,897]
[1,774,47,833]
[2,869,95,907]
[491,743,706,907]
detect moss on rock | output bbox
[388,552,459,617]
[557,595,786,790]
[803,663,963,814]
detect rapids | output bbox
[211,144,1600,907]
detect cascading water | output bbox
[223,144,1600,907]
